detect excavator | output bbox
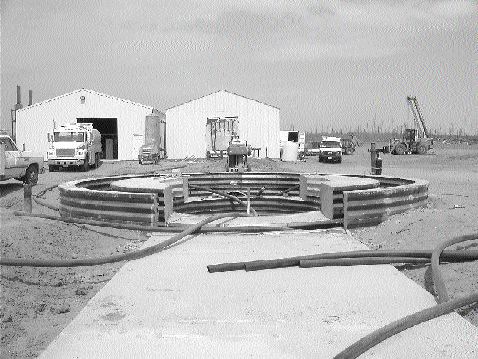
[390,96,433,155]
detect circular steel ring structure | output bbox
[58,172,428,228]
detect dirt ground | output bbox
[1,144,477,358]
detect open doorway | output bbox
[77,118,118,159]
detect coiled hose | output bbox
[31,164,188,211]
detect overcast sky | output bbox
[1,0,477,135]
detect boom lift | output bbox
[390,96,433,155]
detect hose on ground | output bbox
[188,185,258,216]
[431,233,478,303]
[33,184,60,211]
[333,292,478,359]
[207,248,478,273]
[0,213,250,267]
[208,233,478,358]
[13,211,342,233]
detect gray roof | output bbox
[165,89,280,111]
[17,88,156,112]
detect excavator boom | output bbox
[407,96,430,139]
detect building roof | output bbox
[165,89,280,111]
[16,88,156,112]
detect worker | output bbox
[350,134,360,147]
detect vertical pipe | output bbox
[23,184,33,214]
[246,187,251,215]
[16,85,21,105]
[370,143,377,175]
[28,90,33,106]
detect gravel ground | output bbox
[1,144,477,358]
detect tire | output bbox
[24,165,39,185]
[417,144,427,155]
[395,144,407,155]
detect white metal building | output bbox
[15,89,159,160]
[166,90,280,159]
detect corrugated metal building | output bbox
[166,90,280,159]
[15,89,159,160]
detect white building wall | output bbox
[166,90,280,159]
[15,89,154,160]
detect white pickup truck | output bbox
[0,131,44,185]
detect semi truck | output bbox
[0,130,44,185]
[47,123,102,172]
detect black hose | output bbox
[333,232,478,358]
[431,233,478,304]
[14,211,342,233]
[300,257,431,268]
[0,213,250,267]
[33,196,59,211]
[188,185,258,217]
[333,292,478,359]
[207,249,478,273]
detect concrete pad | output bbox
[39,228,478,358]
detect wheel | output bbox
[338,157,342,163]
[81,156,89,172]
[395,144,407,155]
[417,144,427,155]
[24,165,39,185]
[318,157,322,163]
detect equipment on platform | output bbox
[390,96,433,155]
[206,117,238,159]
[47,123,102,172]
[226,135,251,172]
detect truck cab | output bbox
[0,131,44,185]
[319,137,342,163]
[47,123,102,171]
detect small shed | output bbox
[165,90,280,159]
